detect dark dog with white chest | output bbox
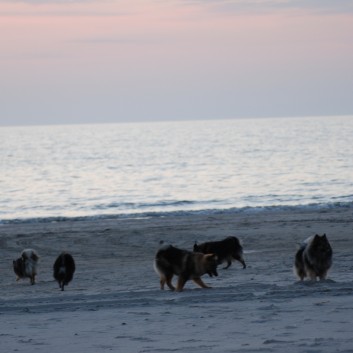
[294,234,332,281]
[194,236,246,269]
[53,252,76,291]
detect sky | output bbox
[1,0,353,126]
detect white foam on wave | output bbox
[1,201,352,225]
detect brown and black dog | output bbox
[154,245,218,291]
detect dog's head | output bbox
[311,233,332,257]
[21,249,39,262]
[203,254,218,277]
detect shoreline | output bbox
[1,200,352,225]
[1,206,353,352]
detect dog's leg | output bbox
[297,271,305,281]
[306,268,317,281]
[294,264,305,280]
[192,278,211,289]
[319,270,328,281]
[159,275,166,290]
[234,255,246,269]
[176,276,187,292]
[165,275,175,291]
[223,260,232,269]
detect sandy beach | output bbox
[1,207,353,353]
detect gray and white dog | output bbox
[294,234,332,281]
[13,249,39,285]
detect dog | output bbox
[154,245,218,291]
[53,252,76,291]
[294,234,332,281]
[193,236,246,269]
[13,249,39,285]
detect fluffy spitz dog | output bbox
[294,234,333,281]
[53,252,76,291]
[193,236,246,269]
[13,249,39,285]
[154,245,218,291]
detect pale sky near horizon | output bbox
[1,0,353,126]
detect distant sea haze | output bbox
[1,116,352,223]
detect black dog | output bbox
[53,252,76,291]
[194,236,246,269]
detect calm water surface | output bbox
[1,116,352,222]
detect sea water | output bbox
[1,116,352,223]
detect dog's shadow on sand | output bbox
[294,279,336,286]
[290,278,353,297]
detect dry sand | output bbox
[1,207,353,353]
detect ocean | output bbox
[1,116,352,223]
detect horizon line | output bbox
[1,114,352,128]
